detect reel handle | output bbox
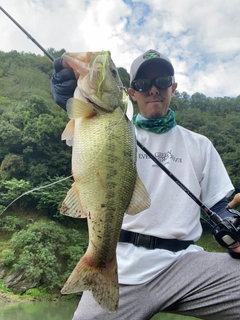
[227,193,240,209]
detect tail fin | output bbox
[61,254,119,312]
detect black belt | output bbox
[119,229,194,252]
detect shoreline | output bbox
[0,290,79,304]
[0,290,35,303]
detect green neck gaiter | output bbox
[133,109,177,134]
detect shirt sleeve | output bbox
[200,139,234,208]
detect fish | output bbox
[60,51,150,312]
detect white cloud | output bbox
[0,0,240,97]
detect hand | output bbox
[227,221,240,258]
[232,244,240,253]
[50,57,77,110]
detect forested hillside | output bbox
[0,50,239,295]
[1,50,240,196]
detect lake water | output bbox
[0,300,78,320]
[0,300,198,320]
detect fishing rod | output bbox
[0,6,54,61]
[2,6,240,250]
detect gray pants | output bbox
[72,251,240,320]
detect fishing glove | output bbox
[50,57,77,110]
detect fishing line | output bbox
[0,174,73,216]
[200,215,215,228]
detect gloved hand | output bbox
[50,57,77,110]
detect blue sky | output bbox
[123,0,150,29]
[1,0,240,98]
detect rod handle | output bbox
[227,193,240,209]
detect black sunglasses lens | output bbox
[133,79,152,91]
[155,76,173,89]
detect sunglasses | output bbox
[132,76,174,92]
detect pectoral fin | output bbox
[126,175,151,215]
[67,98,96,119]
[60,182,87,218]
[62,119,75,146]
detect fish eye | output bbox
[111,68,118,77]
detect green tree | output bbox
[118,67,130,89]
[2,220,88,289]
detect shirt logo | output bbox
[138,150,182,166]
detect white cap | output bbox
[130,49,174,85]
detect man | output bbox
[51,49,240,319]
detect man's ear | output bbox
[171,82,178,96]
[127,88,137,101]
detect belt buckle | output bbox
[135,234,151,249]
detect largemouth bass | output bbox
[60,51,150,312]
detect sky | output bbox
[0,0,240,98]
